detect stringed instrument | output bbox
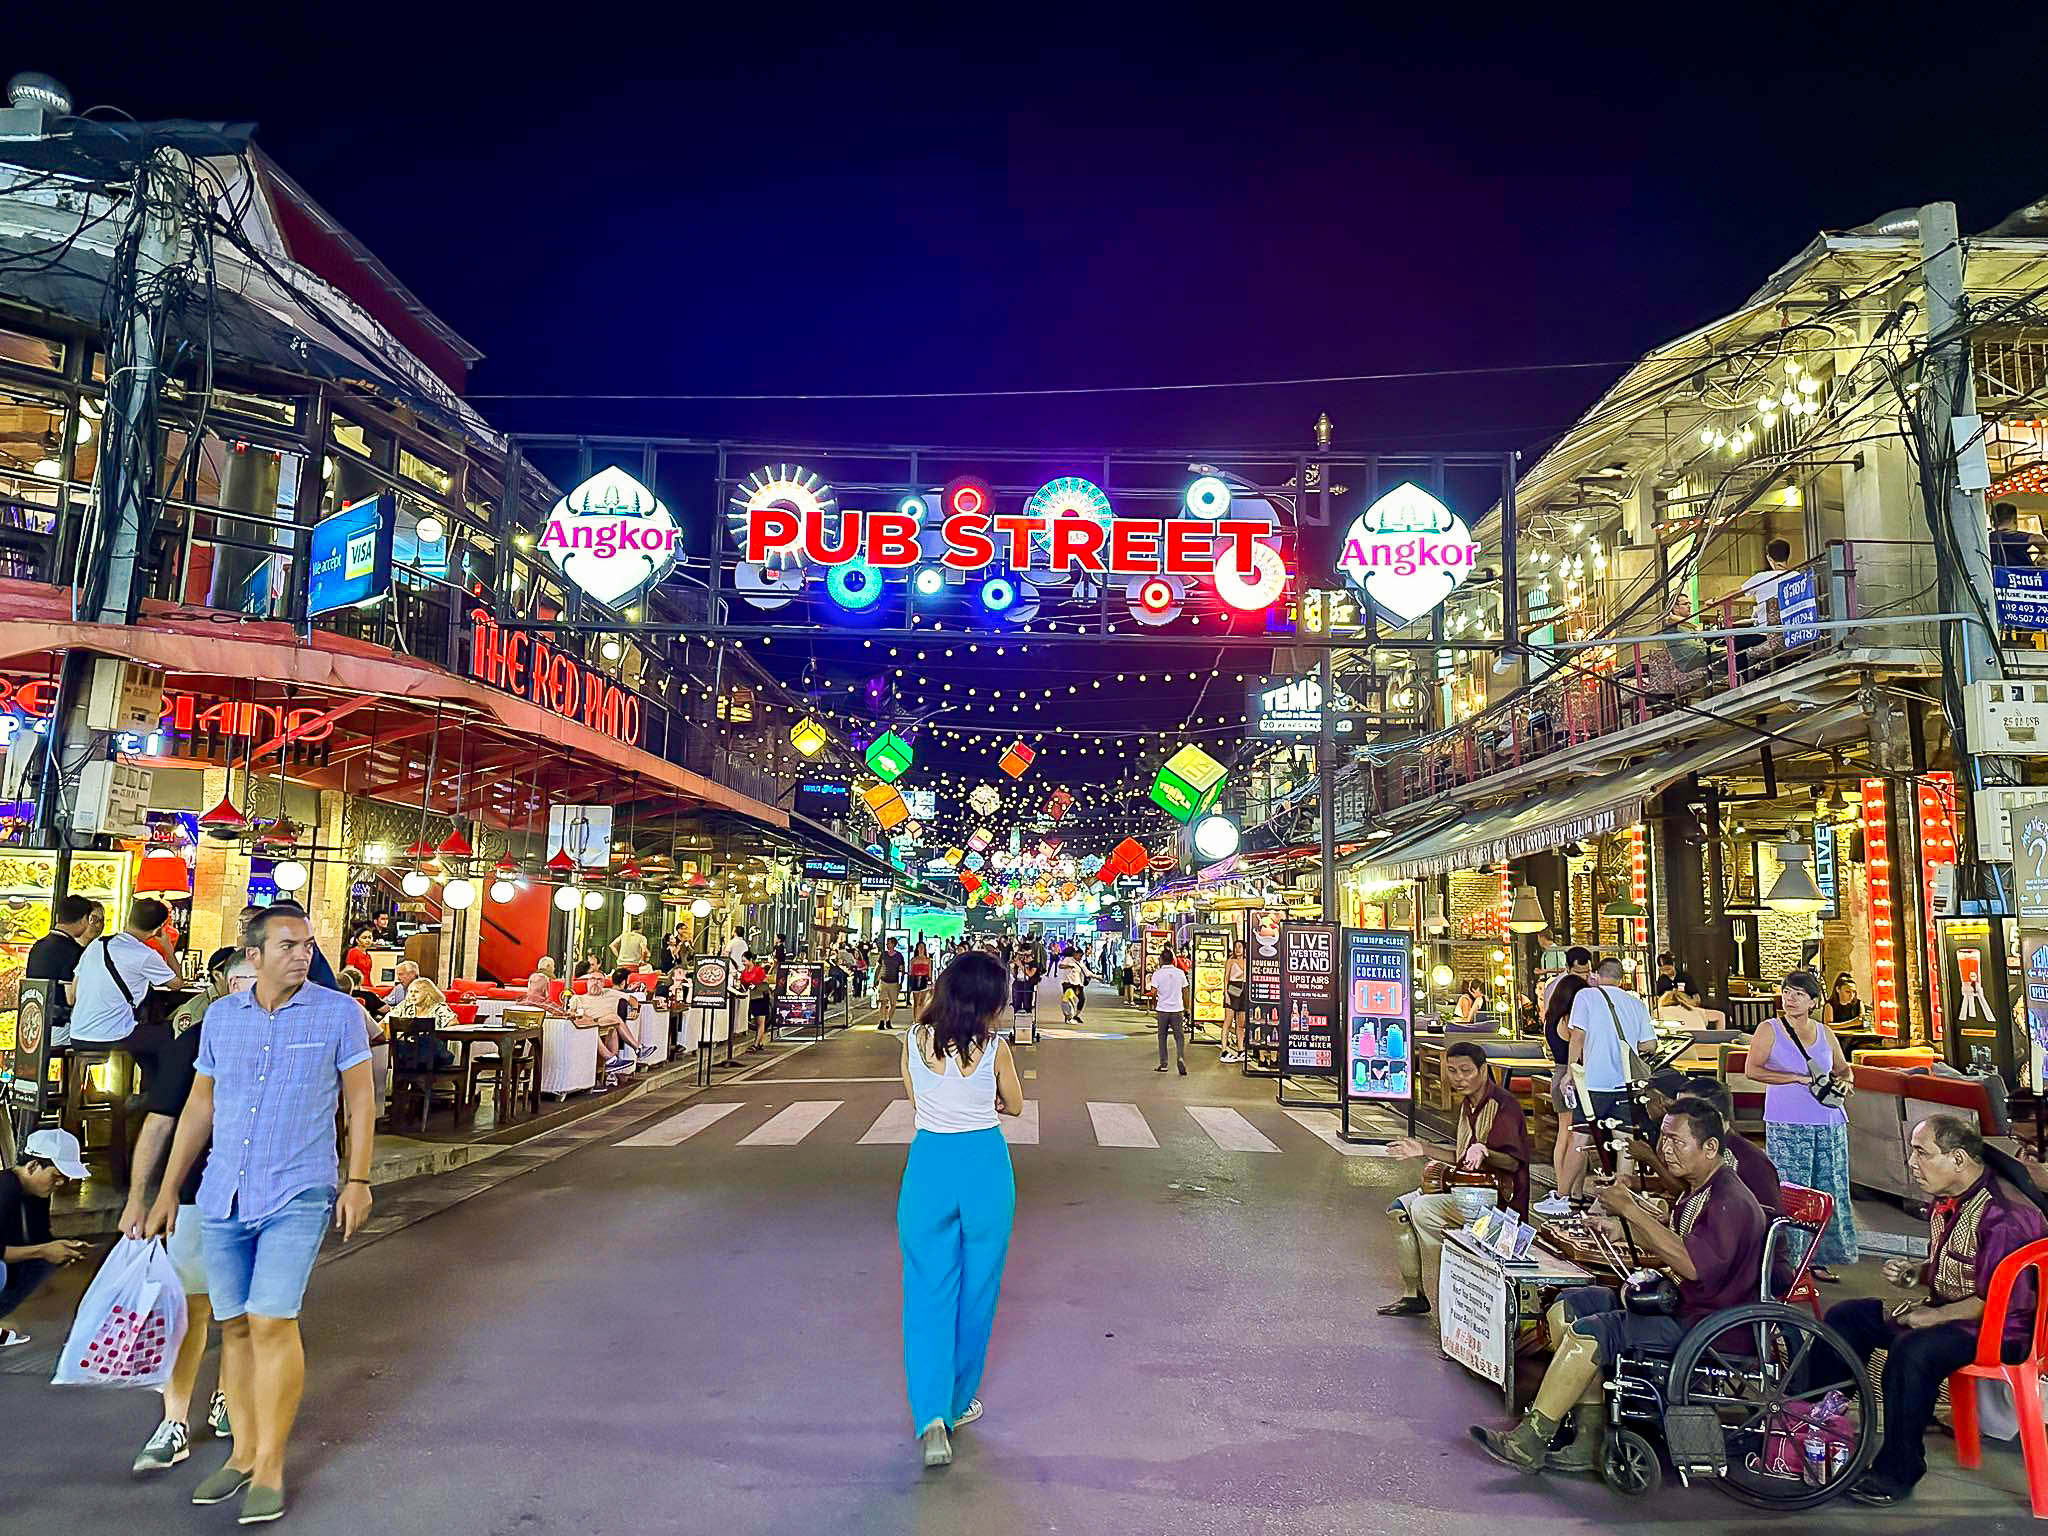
[1422,1159,1518,1206]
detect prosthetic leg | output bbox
[1377,1199,1430,1316]
[1471,1301,1605,1474]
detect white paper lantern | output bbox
[272,859,309,893]
[442,878,477,909]
[690,897,713,919]
[623,892,648,916]
[489,880,516,904]
[401,870,432,897]
[582,889,605,911]
[553,885,580,911]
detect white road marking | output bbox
[1000,1101,1040,1145]
[738,1100,842,1146]
[1087,1101,1158,1148]
[1186,1105,1280,1153]
[617,1101,746,1147]
[1282,1108,1398,1156]
[858,1100,917,1144]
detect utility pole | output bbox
[1919,200,2015,1081]
[31,139,199,901]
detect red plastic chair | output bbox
[1776,1182,1832,1316]
[1950,1236,2048,1519]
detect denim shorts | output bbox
[200,1186,334,1321]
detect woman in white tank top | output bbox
[895,951,1023,1469]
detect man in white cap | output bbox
[1,1128,90,1345]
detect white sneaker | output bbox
[1532,1193,1572,1217]
[950,1398,983,1429]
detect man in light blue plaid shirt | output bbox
[149,908,376,1526]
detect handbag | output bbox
[1779,1019,1848,1107]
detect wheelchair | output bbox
[1593,1220,1878,1508]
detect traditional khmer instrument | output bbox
[1422,1159,1518,1205]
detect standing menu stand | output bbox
[1241,908,1285,1078]
[776,963,824,1042]
[1189,925,1230,1046]
[1275,921,1340,1108]
[688,958,731,1087]
[1338,927,1417,1143]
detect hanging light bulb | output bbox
[623,891,648,916]
[553,885,581,911]
[582,890,605,911]
[401,870,432,897]
[443,878,477,909]
[272,859,309,893]
[489,879,516,904]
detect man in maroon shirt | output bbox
[1829,1114,2048,1506]
[1473,1100,1766,1474]
[1378,1042,1533,1317]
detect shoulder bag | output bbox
[1571,987,1650,1111]
[1778,1018,1849,1108]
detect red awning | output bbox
[0,580,784,831]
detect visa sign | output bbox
[307,495,394,617]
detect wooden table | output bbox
[438,1023,542,1128]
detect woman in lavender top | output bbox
[1745,969,1858,1278]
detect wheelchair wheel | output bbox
[1666,1301,1877,1510]
[1601,1428,1662,1498]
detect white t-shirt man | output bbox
[1567,979,1657,1093]
[67,932,177,1044]
[1150,963,1188,1015]
[611,928,650,968]
[1740,565,1792,623]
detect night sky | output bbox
[12,14,2031,456]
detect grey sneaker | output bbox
[207,1389,232,1440]
[921,1425,952,1467]
[950,1398,983,1430]
[132,1418,190,1472]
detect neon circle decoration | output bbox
[980,576,1018,612]
[1185,475,1232,519]
[727,464,837,555]
[825,560,885,611]
[1211,541,1288,611]
[898,494,930,521]
[912,565,947,599]
[945,477,992,519]
[1126,573,1184,627]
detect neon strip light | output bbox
[1862,778,1900,1038]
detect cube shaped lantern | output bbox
[1044,787,1075,821]
[966,827,993,854]
[968,784,1001,817]
[864,730,914,783]
[1109,836,1148,876]
[959,871,983,896]
[1150,744,1227,823]
[999,739,1035,778]
[943,846,965,866]
[788,715,830,757]
[863,780,910,829]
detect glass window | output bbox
[0,385,71,504]
[0,327,64,373]
[398,446,455,500]
[330,417,382,462]
[394,489,451,580]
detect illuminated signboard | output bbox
[539,467,681,606]
[1246,675,1359,738]
[1336,482,1481,624]
[794,781,850,820]
[469,610,642,747]
[800,855,849,881]
[0,677,337,758]
[307,494,393,616]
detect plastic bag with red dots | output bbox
[52,1236,188,1389]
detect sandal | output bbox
[1811,1266,1842,1284]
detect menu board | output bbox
[1343,927,1413,1102]
[0,977,56,1122]
[775,962,823,1034]
[1278,922,1339,1075]
[1245,908,1287,1071]
[688,956,731,1009]
[1191,926,1230,1026]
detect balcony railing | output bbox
[1377,538,1937,813]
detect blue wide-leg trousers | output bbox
[897,1126,1015,1436]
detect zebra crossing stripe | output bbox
[1281,1108,1396,1157]
[1186,1105,1280,1153]
[737,1100,842,1145]
[858,1100,917,1144]
[1000,1101,1040,1145]
[617,1101,745,1147]
[1087,1101,1158,1148]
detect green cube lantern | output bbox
[864,730,913,783]
[1150,744,1227,823]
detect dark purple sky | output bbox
[14,14,2035,457]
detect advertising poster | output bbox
[1,977,56,1121]
[1278,922,1339,1075]
[1439,1236,1509,1389]
[1244,908,1287,1071]
[688,957,730,1010]
[2024,931,2048,1087]
[775,962,823,1034]
[1343,927,1413,1102]
[1192,926,1230,1027]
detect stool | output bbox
[59,1047,133,1187]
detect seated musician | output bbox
[1827,1114,2047,1507]
[1472,1100,1766,1474]
[1377,1041,1532,1318]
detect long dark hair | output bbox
[919,950,1008,1068]
[1545,972,1590,1034]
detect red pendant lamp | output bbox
[135,848,192,896]
[438,824,474,858]
[199,791,246,829]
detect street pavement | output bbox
[5,985,2039,1534]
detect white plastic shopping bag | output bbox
[52,1236,187,1389]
